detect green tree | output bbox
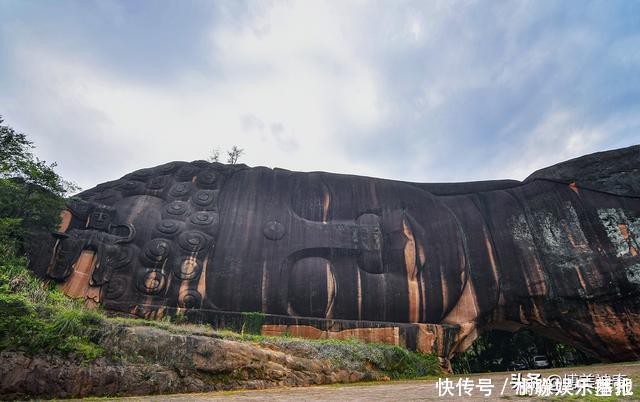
[0,116,104,361]
[0,116,77,256]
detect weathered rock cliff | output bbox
[26,145,640,369]
[1,322,408,400]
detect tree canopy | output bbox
[0,117,77,254]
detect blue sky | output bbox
[1,0,639,190]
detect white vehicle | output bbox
[531,355,551,369]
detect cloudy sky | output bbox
[1,0,639,191]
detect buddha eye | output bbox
[290,173,331,222]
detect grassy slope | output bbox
[0,253,104,360]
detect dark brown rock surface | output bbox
[27,145,640,366]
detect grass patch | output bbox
[109,315,212,333]
[0,254,105,360]
[307,337,441,379]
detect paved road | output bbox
[116,362,640,401]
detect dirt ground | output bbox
[110,361,640,401]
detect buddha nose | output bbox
[296,215,381,248]
[280,212,384,274]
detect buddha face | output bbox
[205,168,469,324]
[49,162,469,325]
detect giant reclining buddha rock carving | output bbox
[28,145,640,369]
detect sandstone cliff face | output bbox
[1,324,392,400]
[26,145,640,368]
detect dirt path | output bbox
[113,362,640,401]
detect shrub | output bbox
[240,311,265,334]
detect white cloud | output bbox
[495,110,607,180]
[1,0,638,191]
[1,1,393,190]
